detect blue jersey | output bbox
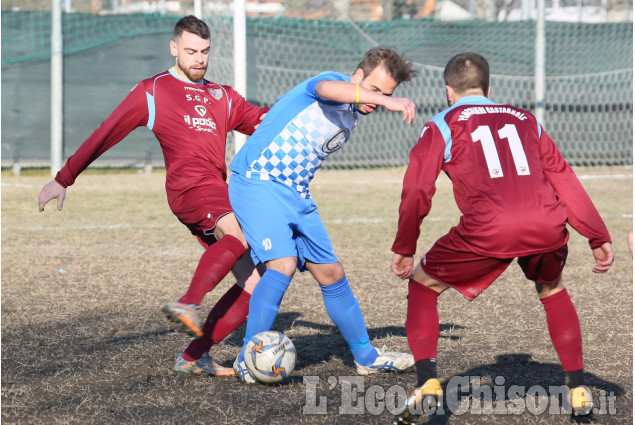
[230,71,360,198]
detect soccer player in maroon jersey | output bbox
[37,16,268,377]
[390,52,614,420]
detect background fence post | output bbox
[535,0,546,125]
[234,0,247,155]
[51,0,63,175]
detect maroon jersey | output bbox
[392,95,611,258]
[55,68,268,218]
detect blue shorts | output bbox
[228,173,338,271]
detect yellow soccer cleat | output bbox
[570,385,594,416]
[393,378,443,424]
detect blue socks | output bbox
[238,271,377,367]
[239,269,291,362]
[320,276,378,366]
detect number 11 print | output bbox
[471,124,530,178]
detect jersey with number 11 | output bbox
[392,95,611,258]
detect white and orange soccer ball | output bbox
[244,331,297,384]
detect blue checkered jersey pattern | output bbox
[230,71,359,198]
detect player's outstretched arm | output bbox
[391,253,414,280]
[382,96,416,124]
[315,80,416,124]
[38,180,66,212]
[591,242,614,273]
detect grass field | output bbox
[1,167,632,424]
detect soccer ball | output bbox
[244,331,296,384]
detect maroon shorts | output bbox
[420,233,568,301]
[170,182,233,249]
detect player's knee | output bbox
[233,233,250,249]
[216,228,249,249]
[231,251,262,284]
[426,281,447,294]
[304,260,344,286]
[412,268,445,293]
[214,213,248,246]
[266,257,297,277]
[535,276,563,297]
[240,268,263,294]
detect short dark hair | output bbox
[173,15,210,40]
[356,47,418,84]
[443,52,489,95]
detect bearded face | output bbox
[170,31,210,83]
[176,56,208,82]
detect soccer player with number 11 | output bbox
[391,52,614,422]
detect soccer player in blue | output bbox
[228,47,419,383]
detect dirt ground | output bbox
[2,167,632,424]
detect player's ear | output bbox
[445,85,454,99]
[169,39,178,57]
[351,68,364,84]
[486,85,491,97]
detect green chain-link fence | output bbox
[1,0,632,168]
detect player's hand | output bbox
[591,242,614,273]
[391,253,414,279]
[383,97,416,125]
[254,113,267,130]
[38,180,66,212]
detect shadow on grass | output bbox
[413,354,624,425]
[218,311,464,372]
[1,309,464,378]
[1,312,627,425]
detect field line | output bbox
[2,223,180,232]
[337,173,632,185]
[2,173,631,190]
[5,211,630,232]
[577,174,633,180]
[1,182,39,188]
[325,216,443,224]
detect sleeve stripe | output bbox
[146,92,156,130]
[431,113,453,162]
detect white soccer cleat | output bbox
[233,355,257,384]
[355,348,415,375]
